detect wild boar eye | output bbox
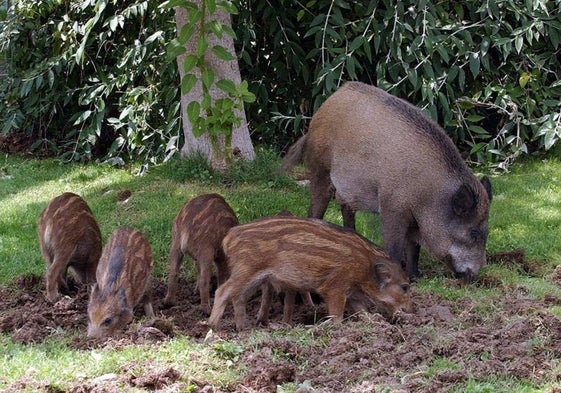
[400,284,410,293]
[470,229,480,241]
[102,317,113,327]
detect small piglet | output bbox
[164,193,238,314]
[208,216,413,330]
[87,226,154,338]
[37,192,102,303]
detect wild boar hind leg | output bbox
[208,283,231,329]
[308,174,333,219]
[45,256,68,302]
[196,250,217,315]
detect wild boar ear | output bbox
[480,176,492,202]
[121,308,134,325]
[373,261,392,289]
[452,184,477,217]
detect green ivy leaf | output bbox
[183,55,199,73]
[166,39,186,61]
[178,22,196,44]
[197,36,209,58]
[212,45,235,61]
[187,100,201,124]
[181,73,197,94]
[216,79,236,94]
[216,1,238,15]
[159,0,195,10]
[202,69,215,89]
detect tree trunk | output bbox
[175,4,255,169]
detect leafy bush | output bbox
[235,0,561,168]
[2,1,560,169]
[0,0,181,166]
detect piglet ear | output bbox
[373,261,392,289]
[452,184,477,217]
[121,308,134,325]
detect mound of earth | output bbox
[2,250,561,392]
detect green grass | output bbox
[1,151,561,391]
[0,334,239,392]
[486,158,561,264]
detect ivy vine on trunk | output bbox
[163,0,255,169]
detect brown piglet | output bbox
[208,216,412,330]
[164,193,238,314]
[37,192,102,303]
[87,226,154,338]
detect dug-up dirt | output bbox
[2,250,561,392]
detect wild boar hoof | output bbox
[45,292,60,304]
[454,269,474,284]
[162,297,176,309]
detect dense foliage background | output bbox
[1,0,560,169]
[0,0,181,168]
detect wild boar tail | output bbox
[281,135,307,174]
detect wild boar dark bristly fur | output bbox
[164,193,239,315]
[37,192,102,303]
[208,216,412,331]
[87,226,154,338]
[282,81,492,282]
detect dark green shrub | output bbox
[0,0,181,166]
[235,0,561,168]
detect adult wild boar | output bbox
[87,226,154,338]
[208,216,412,330]
[282,82,492,282]
[37,192,102,303]
[164,193,239,315]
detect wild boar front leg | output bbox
[405,241,421,279]
[282,290,301,324]
[83,257,98,284]
[340,203,356,230]
[164,241,183,307]
[257,287,313,325]
[380,204,417,277]
[142,293,155,319]
[323,291,347,324]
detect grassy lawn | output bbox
[1,151,561,392]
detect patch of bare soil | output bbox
[0,133,35,154]
[2,251,561,392]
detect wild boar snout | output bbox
[86,227,154,338]
[385,284,413,316]
[446,245,486,283]
[87,306,134,338]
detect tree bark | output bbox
[175,4,255,168]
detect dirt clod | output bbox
[2,258,561,392]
